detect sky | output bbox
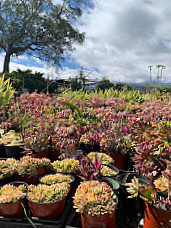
[0,0,171,83]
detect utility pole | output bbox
[160,65,166,87]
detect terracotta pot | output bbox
[49,150,60,162]
[30,151,49,159]
[108,153,128,170]
[28,197,66,219]
[144,202,171,228]
[0,197,26,218]
[81,210,116,228]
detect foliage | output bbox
[16,156,51,178]
[126,177,156,204]
[52,158,80,174]
[40,173,74,185]
[96,76,114,91]
[70,76,82,91]
[101,165,118,177]
[0,75,14,107]
[154,162,171,196]
[0,130,23,146]
[0,0,84,73]
[78,153,103,181]
[73,180,116,216]
[0,184,26,203]
[27,183,69,203]
[87,152,114,166]
[0,158,17,179]
[5,70,47,94]
[133,140,170,177]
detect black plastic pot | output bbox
[80,143,92,154]
[0,144,6,158]
[5,145,23,159]
[116,171,149,217]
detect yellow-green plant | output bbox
[73,180,116,216]
[0,74,14,107]
[0,184,26,203]
[52,158,80,174]
[0,130,23,146]
[0,158,17,179]
[40,173,74,185]
[101,165,118,176]
[27,183,70,203]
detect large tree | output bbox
[0,0,85,73]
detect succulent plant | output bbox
[87,152,114,166]
[126,176,171,210]
[27,183,70,203]
[126,177,156,204]
[78,153,103,181]
[40,173,74,185]
[0,130,23,146]
[154,161,171,198]
[16,156,51,178]
[52,158,79,174]
[0,184,26,203]
[101,165,118,177]
[73,180,116,216]
[0,158,17,179]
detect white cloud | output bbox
[1,0,171,83]
[71,0,171,82]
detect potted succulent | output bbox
[87,152,114,166]
[73,180,117,228]
[0,182,27,217]
[51,158,80,174]
[27,183,70,218]
[24,124,50,158]
[79,133,92,153]
[0,130,24,159]
[126,168,171,228]
[0,158,18,185]
[39,173,75,187]
[100,123,133,169]
[16,156,51,184]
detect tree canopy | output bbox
[0,0,85,73]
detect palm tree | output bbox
[148,65,153,90]
[156,65,161,88]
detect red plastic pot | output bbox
[30,151,49,159]
[0,198,26,217]
[144,202,171,228]
[108,153,128,170]
[27,197,66,219]
[81,209,116,228]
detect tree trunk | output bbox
[2,52,11,74]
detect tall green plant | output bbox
[0,75,14,107]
